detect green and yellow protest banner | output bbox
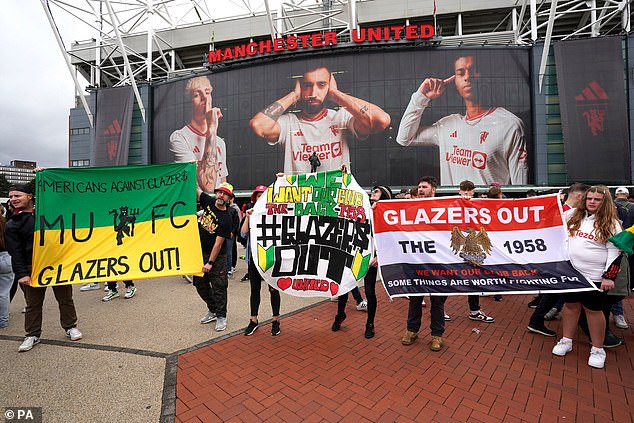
[32,163,203,286]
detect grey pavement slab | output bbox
[0,246,328,422]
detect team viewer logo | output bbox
[450,226,492,266]
[250,169,374,298]
[472,151,487,170]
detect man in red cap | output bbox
[4,184,82,352]
[196,182,234,331]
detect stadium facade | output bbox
[50,0,634,194]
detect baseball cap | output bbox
[251,185,267,203]
[615,187,629,195]
[214,182,234,198]
[9,183,33,195]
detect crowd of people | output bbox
[1,179,631,370]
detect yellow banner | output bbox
[32,163,203,286]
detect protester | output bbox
[195,182,233,332]
[527,183,590,334]
[332,185,392,338]
[241,186,282,336]
[401,176,448,351]
[552,185,622,369]
[102,280,137,301]
[4,184,82,352]
[458,180,495,322]
[0,216,13,328]
[611,186,633,330]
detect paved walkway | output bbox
[175,293,634,422]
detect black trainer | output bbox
[527,324,556,337]
[331,312,347,331]
[364,323,375,339]
[603,332,624,348]
[271,320,280,336]
[240,273,249,282]
[527,296,540,308]
[244,320,258,336]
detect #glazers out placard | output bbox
[32,163,203,286]
[250,169,373,298]
[373,195,595,297]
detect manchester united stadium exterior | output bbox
[55,0,634,195]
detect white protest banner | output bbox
[249,169,373,297]
[372,195,596,297]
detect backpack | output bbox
[616,201,634,229]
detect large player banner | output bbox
[554,37,630,183]
[373,195,595,297]
[250,169,373,297]
[32,163,203,286]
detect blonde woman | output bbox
[552,185,622,369]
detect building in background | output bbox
[0,160,36,185]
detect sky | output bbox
[0,1,81,168]
[0,1,280,169]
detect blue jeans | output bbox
[0,252,13,327]
[611,300,624,316]
[407,295,447,337]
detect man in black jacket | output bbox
[4,184,82,352]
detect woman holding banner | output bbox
[552,185,622,369]
[332,185,392,338]
[242,185,282,337]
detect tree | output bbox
[0,174,10,197]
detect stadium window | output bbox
[70,127,90,136]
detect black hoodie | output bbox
[4,211,34,280]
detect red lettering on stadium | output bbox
[208,25,435,64]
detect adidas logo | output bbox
[104,119,122,135]
[449,130,457,138]
[575,81,608,103]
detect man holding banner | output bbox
[196,182,234,332]
[4,184,82,352]
[400,176,448,352]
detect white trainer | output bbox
[552,338,573,356]
[79,283,100,292]
[215,317,227,331]
[18,336,40,352]
[66,327,83,341]
[102,290,120,302]
[588,347,606,369]
[613,314,628,329]
[356,300,368,311]
[200,311,217,324]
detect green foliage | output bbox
[0,174,10,197]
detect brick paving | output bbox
[176,292,634,422]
